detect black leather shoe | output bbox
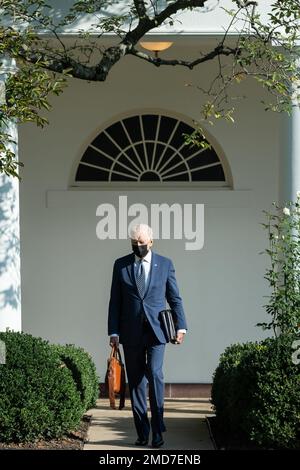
[152,433,164,448]
[135,437,149,446]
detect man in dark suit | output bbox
[108,224,187,448]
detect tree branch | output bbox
[235,1,258,7]
[124,0,207,45]
[2,0,300,178]
[151,0,207,25]
[13,0,211,81]
[133,0,148,20]
[4,0,297,90]
[129,44,237,69]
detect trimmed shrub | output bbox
[211,335,300,448]
[53,344,99,410]
[0,331,84,443]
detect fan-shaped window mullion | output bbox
[158,144,191,180]
[78,162,135,181]
[109,158,137,181]
[153,120,180,172]
[150,115,161,170]
[163,162,222,180]
[115,148,144,174]
[104,130,142,174]
[121,120,147,172]
[109,169,137,180]
[158,144,190,177]
[139,116,150,170]
[109,157,140,179]
[75,114,227,185]
[160,146,208,177]
[80,162,111,174]
[89,143,139,179]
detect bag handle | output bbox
[110,344,123,363]
[106,344,126,410]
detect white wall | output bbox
[19,41,279,383]
[31,0,273,35]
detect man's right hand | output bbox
[109,336,119,347]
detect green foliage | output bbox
[258,195,300,335]
[53,343,99,411]
[212,195,300,448]
[0,331,84,443]
[212,335,300,448]
[4,64,66,124]
[64,0,112,21]
[0,130,23,177]
[0,0,299,176]
[0,26,68,178]
[182,127,212,151]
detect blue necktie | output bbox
[136,259,145,298]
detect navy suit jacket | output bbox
[108,251,187,345]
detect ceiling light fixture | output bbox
[139,41,173,58]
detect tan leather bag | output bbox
[105,345,126,410]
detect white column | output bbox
[279,68,300,205]
[0,56,21,331]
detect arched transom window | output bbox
[74,114,229,186]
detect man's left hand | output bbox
[176,332,185,344]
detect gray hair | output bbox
[130,224,153,241]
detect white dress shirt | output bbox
[134,248,152,290]
[110,249,186,337]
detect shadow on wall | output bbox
[2,1,131,32]
[0,174,21,313]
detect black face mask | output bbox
[132,244,149,258]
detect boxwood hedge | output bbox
[211,335,300,448]
[0,331,84,443]
[53,343,99,410]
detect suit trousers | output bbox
[122,319,166,439]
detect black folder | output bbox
[159,309,178,344]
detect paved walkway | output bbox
[84,398,215,450]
